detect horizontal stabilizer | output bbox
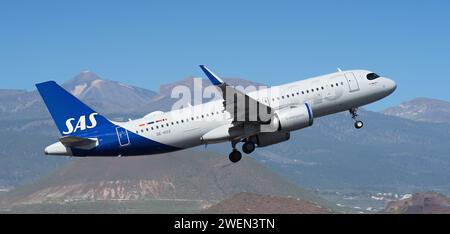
[59,136,98,149]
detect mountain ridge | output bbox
[383,97,450,123]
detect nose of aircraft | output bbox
[384,78,397,94]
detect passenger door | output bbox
[116,127,130,147]
[344,72,360,92]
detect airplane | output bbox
[36,66,396,163]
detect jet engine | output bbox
[249,104,313,147]
[262,103,314,132]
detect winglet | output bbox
[199,65,224,85]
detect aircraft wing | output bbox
[199,65,273,123]
[59,136,98,149]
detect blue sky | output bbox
[1,0,449,110]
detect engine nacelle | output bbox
[250,132,290,147]
[273,103,314,132]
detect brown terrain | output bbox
[0,150,331,213]
[383,192,450,214]
[203,192,333,214]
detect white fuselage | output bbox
[115,70,396,150]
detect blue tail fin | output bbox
[36,81,114,137]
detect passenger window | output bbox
[151,127,154,130]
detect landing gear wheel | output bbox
[354,120,364,129]
[349,108,364,129]
[242,142,256,154]
[229,150,242,163]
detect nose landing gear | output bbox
[354,120,364,129]
[349,108,364,129]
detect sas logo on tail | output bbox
[63,113,99,134]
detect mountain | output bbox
[0,150,329,213]
[202,192,332,214]
[0,71,157,121]
[383,192,450,214]
[62,71,157,115]
[0,72,259,120]
[0,89,46,121]
[383,97,450,123]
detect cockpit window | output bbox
[367,73,380,80]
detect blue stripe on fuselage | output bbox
[70,126,181,157]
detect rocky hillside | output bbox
[1,150,329,213]
[203,192,333,214]
[383,192,450,214]
[383,97,450,123]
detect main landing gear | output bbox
[242,141,256,154]
[228,139,256,163]
[349,107,364,129]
